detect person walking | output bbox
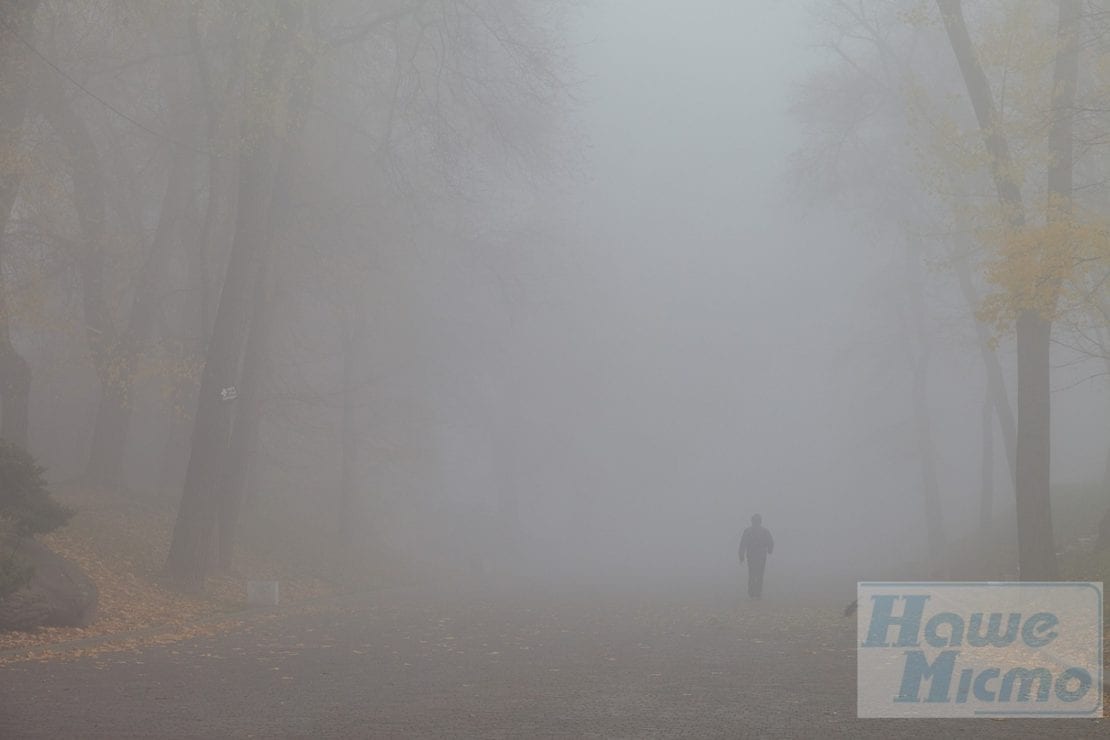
[738,514,774,599]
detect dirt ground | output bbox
[1,583,1105,738]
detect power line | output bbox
[1,20,215,157]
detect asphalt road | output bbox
[1,584,1105,738]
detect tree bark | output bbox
[980,392,994,531]
[164,140,278,589]
[1098,440,1110,550]
[951,249,1016,488]
[38,70,119,478]
[214,246,269,573]
[935,1,1025,218]
[84,129,193,486]
[38,77,114,371]
[337,311,362,563]
[1010,0,1079,579]
[1085,303,1110,549]
[213,20,314,574]
[84,47,194,487]
[0,0,39,449]
[903,227,946,562]
[1013,311,1057,577]
[165,3,301,590]
[156,10,236,495]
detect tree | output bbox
[936,0,1080,579]
[792,4,959,563]
[83,14,199,487]
[165,1,303,590]
[799,0,1106,578]
[0,0,41,449]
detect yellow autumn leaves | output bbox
[977,209,1110,332]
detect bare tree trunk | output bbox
[1104,443,1110,497]
[85,158,192,486]
[1098,439,1110,550]
[187,2,226,347]
[165,147,278,588]
[980,392,994,531]
[337,313,361,563]
[1009,0,1079,579]
[1013,311,1058,578]
[952,250,1016,488]
[83,52,195,488]
[0,0,39,449]
[157,10,235,495]
[1092,320,1110,550]
[39,71,119,475]
[212,129,298,573]
[214,249,269,573]
[213,21,314,574]
[1096,343,1110,548]
[165,3,301,590]
[903,227,945,562]
[0,309,31,449]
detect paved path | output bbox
[1,585,1105,738]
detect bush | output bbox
[0,552,32,600]
[0,440,71,600]
[0,440,71,537]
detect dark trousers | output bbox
[746,556,766,598]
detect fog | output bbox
[427,1,1109,599]
[2,1,1110,736]
[2,0,1107,596]
[2,2,1110,733]
[368,0,1109,597]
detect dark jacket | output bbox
[738,525,774,562]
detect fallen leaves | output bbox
[0,485,335,663]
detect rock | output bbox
[0,537,97,630]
